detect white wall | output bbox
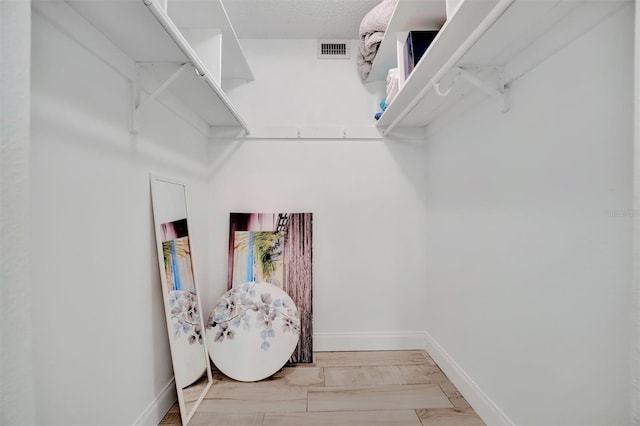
[421,6,634,425]
[634,3,640,424]
[30,10,210,425]
[1,0,35,423]
[224,39,384,127]
[208,40,430,351]
[206,139,431,349]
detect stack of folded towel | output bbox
[374,68,400,120]
[357,0,398,80]
[386,68,399,104]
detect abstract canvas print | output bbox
[162,219,195,293]
[228,213,312,364]
[232,231,284,287]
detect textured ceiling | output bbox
[221,0,383,39]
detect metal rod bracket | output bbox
[130,62,191,134]
[457,66,510,113]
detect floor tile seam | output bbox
[317,360,430,364]
[195,406,308,414]
[306,383,444,391]
[197,396,309,405]
[261,408,430,425]
[413,408,426,426]
[262,409,428,416]
[436,382,461,408]
[200,394,307,401]
[314,365,433,371]
[317,379,443,387]
[305,405,455,413]
[322,364,445,374]
[305,384,310,413]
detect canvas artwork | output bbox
[228,213,312,364]
[232,231,285,287]
[162,219,196,293]
[206,282,301,382]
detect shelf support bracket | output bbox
[130,62,191,134]
[457,66,510,113]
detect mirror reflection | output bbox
[151,176,212,425]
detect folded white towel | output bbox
[362,31,385,61]
[357,0,398,80]
[357,53,373,79]
[386,68,399,104]
[359,0,398,38]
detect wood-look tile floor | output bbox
[160,350,485,426]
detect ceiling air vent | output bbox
[318,40,350,59]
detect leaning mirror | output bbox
[150,175,212,425]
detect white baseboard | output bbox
[133,378,177,426]
[313,331,427,352]
[423,332,513,426]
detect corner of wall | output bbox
[133,379,177,426]
[1,0,35,423]
[632,1,640,424]
[423,332,513,426]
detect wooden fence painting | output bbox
[228,213,313,364]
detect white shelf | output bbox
[61,0,252,129]
[374,0,630,132]
[166,0,253,81]
[366,0,446,83]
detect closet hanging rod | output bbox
[141,0,249,133]
[382,0,515,136]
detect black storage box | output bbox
[404,30,439,79]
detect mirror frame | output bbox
[150,175,212,425]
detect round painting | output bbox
[205,282,300,382]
